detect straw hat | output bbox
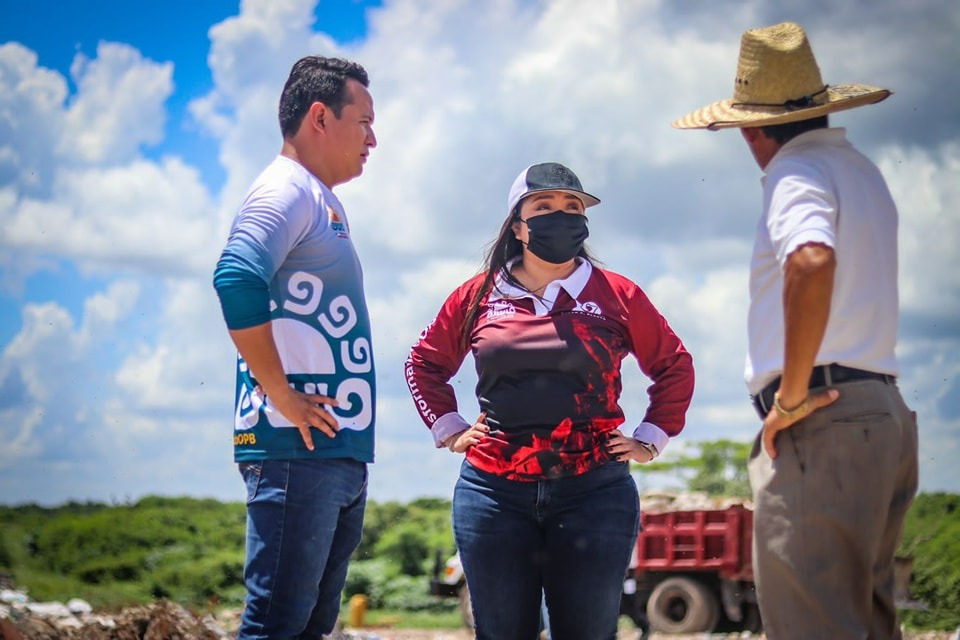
[673,22,892,130]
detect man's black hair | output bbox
[760,115,829,145]
[278,56,369,139]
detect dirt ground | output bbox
[339,629,957,640]
[208,607,959,639]
[2,602,955,639]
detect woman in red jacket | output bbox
[404,162,694,640]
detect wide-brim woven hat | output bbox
[673,22,892,130]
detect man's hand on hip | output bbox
[763,388,840,458]
[263,385,340,451]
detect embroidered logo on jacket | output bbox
[487,300,517,319]
[573,300,602,315]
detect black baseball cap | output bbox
[507,162,601,213]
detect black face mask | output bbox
[522,210,589,264]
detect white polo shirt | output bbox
[745,128,900,395]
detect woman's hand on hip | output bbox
[445,413,489,453]
[606,431,655,464]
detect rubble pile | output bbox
[0,588,231,640]
[639,490,752,513]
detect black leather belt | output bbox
[752,363,896,419]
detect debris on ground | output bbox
[2,584,956,640]
[0,587,230,640]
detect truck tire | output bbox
[646,576,720,633]
[620,590,650,632]
[742,602,763,633]
[458,582,474,629]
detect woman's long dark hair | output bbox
[459,203,595,350]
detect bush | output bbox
[0,535,13,569]
[152,549,244,603]
[0,497,247,609]
[343,557,397,608]
[75,551,144,584]
[899,493,960,630]
[380,574,454,612]
[374,523,432,576]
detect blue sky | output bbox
[0,0,379,337]
[1,0,957,506]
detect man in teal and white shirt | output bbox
[213,55,377,639]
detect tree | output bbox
[374,522,432,576]
[636,439,752,498]
[354,498,454,578]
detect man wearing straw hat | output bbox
[674,22,918,639]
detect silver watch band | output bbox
[637,440,658,458]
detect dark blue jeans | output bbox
[453,460,639,640]
[238,458,367,640]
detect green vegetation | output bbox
[0,497,247,610]
[363,608,463,629]
[636,438,752,497]
[0,494,457,619]
[898,492,960,630]
[343,498,457,614]
[0,445,956,630]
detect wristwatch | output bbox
[637,441,658,459]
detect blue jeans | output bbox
[453,460,639,640]
[238,458,367,640]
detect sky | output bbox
[0,0,957,507]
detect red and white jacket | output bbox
[405,260,694,481]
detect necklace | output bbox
[514,262,570,297]
[528,281,548,295]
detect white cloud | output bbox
[3,303,81,400]
[879,141,960,317]
[0,43,68,195]
[0,278,242,503]
[0,406,44,469]
[4,158,218,273]
[0,41,218,279]
[115,277,234,412]
[207,0,333,100]
[60,42,173,165]
[0,282,139,467]
[1,0,958,505]
[646,264,749,398]
[76,280,141,348]
[367,257,479,364]
[196,0,344,216]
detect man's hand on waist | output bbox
[262,385,340,451]
[762,387,839,458]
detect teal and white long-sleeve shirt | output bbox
[213,155,375,463]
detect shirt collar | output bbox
[488,258,593,307]
[765,127,848,174]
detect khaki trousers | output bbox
[748,379,919,640]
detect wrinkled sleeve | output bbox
[212,181,312,329]
[766,160,837,267]
[404,282,477,447]
[625,286,695,442]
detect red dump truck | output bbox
[620,502,760,634]
[622,502,919,633]
[431,499,760,634]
